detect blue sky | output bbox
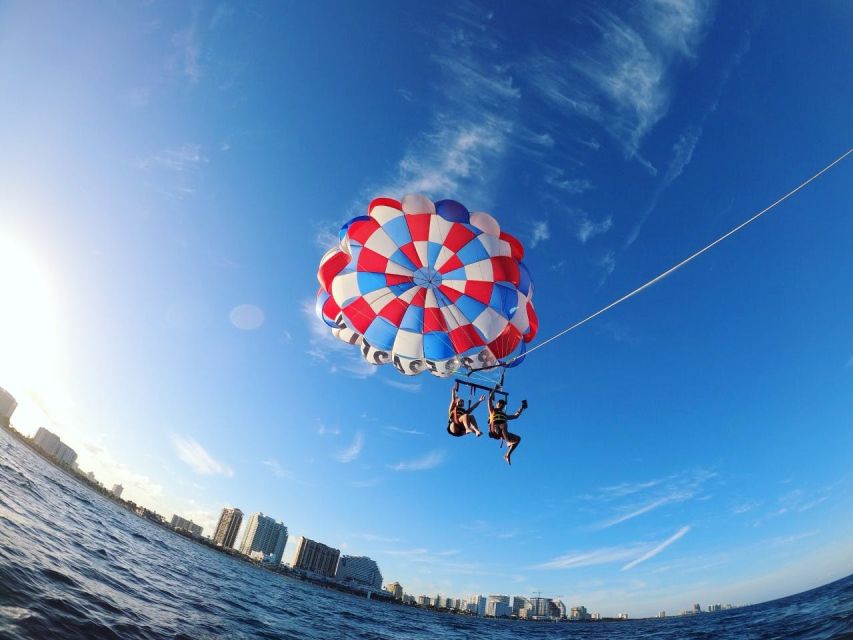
[1,0,851,617]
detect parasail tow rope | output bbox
[499,145,853,368]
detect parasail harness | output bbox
[455,372,511,444]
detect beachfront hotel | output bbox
[33,426,78,467]
[213,507,243,548]
[0,386,16,428]
[334,555,383,589]
[170,514,203,537]
[291,536,340,577]
[239,513,288,564]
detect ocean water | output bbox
[0,429,851,640]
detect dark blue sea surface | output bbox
[0,429,851,640]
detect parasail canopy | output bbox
[315,194,538,378]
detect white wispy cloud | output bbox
[171,434,233,477]
[622,525,691,570]
[545,167,594,194]
[527,1,713,160]
[170,10,202,84]
[384,425,425,436]
[316,423,341,436]
[587,469,715,529]
[732,500,761,515]
[625,123,703,247]
[135,143,208,200]
[383,379,423,393]
[313,220,341,250]
[140,144,208,173]
[766,485,836,518]
[356,532,401,543]
[336,431,364,463]
[534,544,645,570]
[587,475,671,500]
[592,493,691,530]
[625,33,751,246]
[597,250,616,283]
[846,354,853,368]
[372,4,520,206]
[350,477,383,488]
[263,459,293,480]
[80,438,164,504]
[389,450,445,472]
[387,121,510,201]
[530,221,550,247]
[576,214,613,243]
[766,530,820,546]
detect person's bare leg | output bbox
[463,415,482,436]
[504,433,520,465]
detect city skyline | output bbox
[1,0,851,619]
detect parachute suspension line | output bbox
[504,146,853,367]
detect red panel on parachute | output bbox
[450,324,485,351]
[357,247,389,273]
[464,280,494,305]
[500,231,524,261]
[524,302,539,342]
[437,285,463,303]
[368,197,402,215]
[405,213,431,243]
[423,307,448,333]
[488,323,522,359]
[343,297,376,334]
[437,253,465,275]
[399,242,424,270]
[490,257,520,286]
[385,273,411,286]
[318,251,350,292]
[346,217,380,246]
[443,224,477,253]
[378,298,408,327]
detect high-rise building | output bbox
[529,597,552,619]
[570,605,589,620]
[213,507,243,548]
[170,514,203,537]
[692,603,701,614]
[111,484,123,499]
[552,600,567,619]
[290,536,339,576]
[658,611,666,618]
[386,582,403,600]
[335,555,382,589]
[33,427,78,466]
[486,595,511,617]
[239,513,288,565]
[467,594,486,617]
[0,386,17,427]
[512,596,529,617]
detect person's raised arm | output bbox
[469,394,486,411]
[488,389,495,412]
[507,402,525,420]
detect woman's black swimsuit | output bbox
[447,408,468,437]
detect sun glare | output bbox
[0,232,65,394]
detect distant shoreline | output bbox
[1,421,761,623]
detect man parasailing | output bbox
[488,388,527,465]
